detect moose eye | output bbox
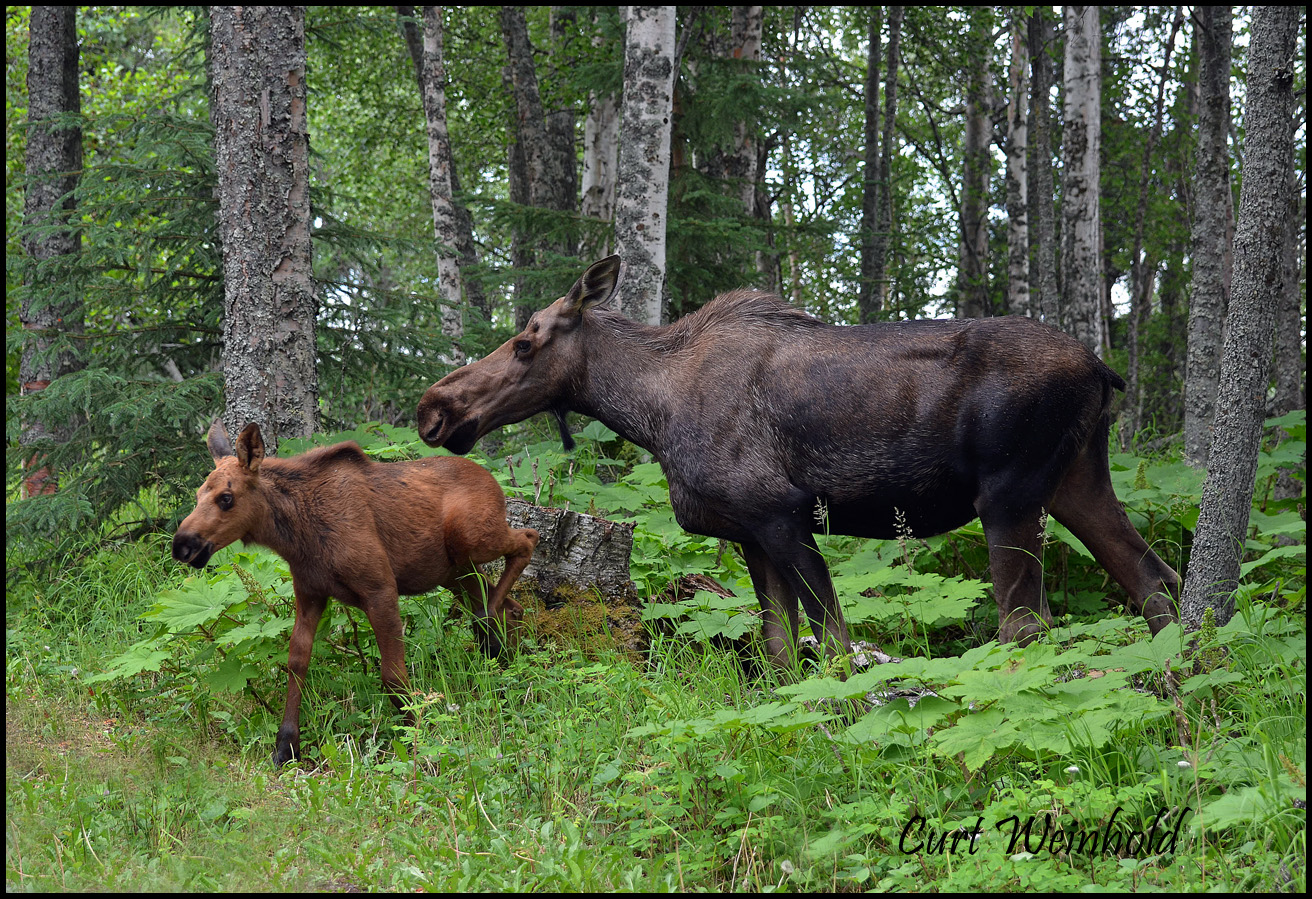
[217,493,234,511]
[513,339,532,358]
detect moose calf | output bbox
[172,421,538,766]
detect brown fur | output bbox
[172,421,538,765]
[417,255,1180,669]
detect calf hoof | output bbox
[1141,594,1179,635]
[273,725,300,767]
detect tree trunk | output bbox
[1028,9,1060,325]
[501,6,579,328]
[210,6,318,450]
[1183,6,1235,466]
[1061,5,1103,356]
[1180,4,1298,628]
[397,6,487,322]
[873,7,903,319]
[581,9,620,258]
[20,5,85,498]
[1005,11,1030,318]
[701,6,763,217]
[857,9,884,323]
[957,6,993,320]
[412,7,464,363]
[614,6,677,326]
[1126,8,1185,436]
[1271,113,1305,503]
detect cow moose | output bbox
[172,420,539,765]
[416,255,1180,668]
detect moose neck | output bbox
[570,312,680,459]
[245,464,313,567]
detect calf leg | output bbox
[276,588,327,767]
[740,540,801,670]
[1049,449,1180,634]
[360,587,413,724]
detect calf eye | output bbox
[514,339,532,357]
[217,493,234,511]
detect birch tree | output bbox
[1183,6,1235,466]
[1005,11,1030,318]
[20,5,84,498]
[581,8,621,258]
[1061,5,1104,356]
[1028,9,1059,325]
[398,5,487,322]
[614,5,677,325]
[858,6,902,323]
[958,6,993,320]
[1181,4,1298,627]
[210,6,318,448]
[412,6,464,363]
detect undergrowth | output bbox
[6,412,1306,891]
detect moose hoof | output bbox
[273,725,300,768]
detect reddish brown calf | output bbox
[172,421,538,766]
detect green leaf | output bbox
[146,577,248,633]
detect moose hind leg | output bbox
[1049,451,1180,634]
[980,508,1051,645]
[361,587,414,724]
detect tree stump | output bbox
[500,499,646,658]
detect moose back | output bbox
[172,421,538,765]
[417,256,1180,666]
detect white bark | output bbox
[418,6,464,363]
[614,6,677,325]
[1005,14,1030,318]
[1061,5,1103,357]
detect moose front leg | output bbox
[740,540,802,670]
[753,522,852,665]
[276,590,327,767]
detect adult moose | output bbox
[416,256,1180,667]
[173,420,539,765]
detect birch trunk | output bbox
[210,5,318,450]
[416,7,464,363]
[958,6,993,320]
[614,5,677,326]
[1181,4,1298,627]
[1028,10,1060,325]
[1061,5,1103,356]
[397,5,487,322]
[858,8,884,323]
[581,11,620,259]
[1183,6,1235,466]
[1005,12,1030,318]
[20,5,84,497]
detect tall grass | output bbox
[6,416,1305,891]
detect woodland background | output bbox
[5,6,1307,892]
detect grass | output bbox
[6,419,1306,891]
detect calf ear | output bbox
[235,423,266,473]
[206,419,233,462]
[561,255,623,316]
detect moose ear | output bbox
[561,255,622,316]
[234,423,266,473]
[206,419,233,462]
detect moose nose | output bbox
[172,531,213,568]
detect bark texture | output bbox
[1028,10,1059,325]
[958,6,993,320]
[1183,6,1235,466]
[1180,5,1298,628]
[210,6,318,449]
[1061,5,1104,356]
[20,5,84,497]
[1005,12,1030,318]
[614,6,677,325]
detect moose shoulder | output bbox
[417,255,1180,666]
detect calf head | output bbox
[172,420,267,568]
[417,255,623,453]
